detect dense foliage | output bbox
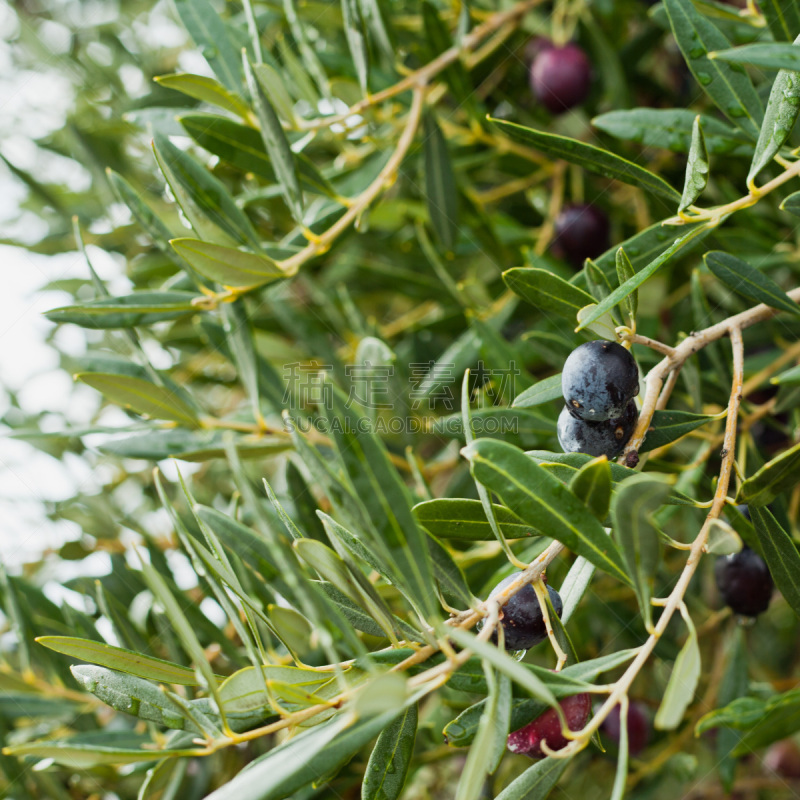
[4,0,800,798]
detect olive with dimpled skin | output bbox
[557,399,638,459]
[481,573,563,652]
[714,546,774,617]
[562,340,640,421]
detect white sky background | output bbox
[0,1,203,571]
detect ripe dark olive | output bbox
[557,400,638,459]
[601,702,650,756]
[551,204,611,268]
[483,573,563,651]
[562,340,639,421]
[507,693,591,758]
[714,546,774,617]
[529,43,592,114]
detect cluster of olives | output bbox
[557,340,640,460]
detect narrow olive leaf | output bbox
[71,665,197,732]
[772,364,800,385]
[422,1,474,111]
[139,758,187,800]
[36,637,201,685]
[654,608,701,730]
[171,238,286,288]
[748,39,800,186]
[560,557,596,624]
[697,689,800,755]
[179,115,336,198]
[759,0,800,42]
[750,506,800,618]
[663,0,763,138]
[361,704,418,800]
[737,440,800,506]
[494,757,570,800]
[710,43,800,71]
[423,112,459,252]
[204,709,405,800]
[569,456,612,523]
[503,268,595,320]
[576,224,711,331]
[782,190,800,216]
[448,629,559,708]
[640,409,719,452]
[2,739,196,768]
[612,474,670,631]
[576,304,619,342]
[76,373,200,427]
[106,170,180,257]
[715,626,748,792]
[680,116,709,213]
[615,247,637,323]
[426,533,479,608]
[705,251,800,317]
[152,134,260,248]
[174,0,243,93]
[342,0,369,92]
[512,373,563,408]
[592,108,753,156]
[609,698,629,800]
[489,118,682,202]
[46,292,198,329]
[412,498,535,541]
[252,62,297,125]
[463,439,631,586]
[155,73,251,119]
[243,57,303,221]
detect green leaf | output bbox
[748,40,800,186]
[76,373,200,426]
[615,247,637,323]
[760,0,800,42]
[569,456,612,523]
[426,532,476,608]
[704,251,800,317]
[342,0,369,91]
[612,474,670,630]
[593,109,752,156]
[3,736,196,768]
[710,43,800,71]
[494,757,570,800]
[664,0,763,137]
[412,498,536,541]
[423,112,459,252]
[576,224,710,331]
[70,665,197,732]
[153,133,260,248]
[447,629,559,708]
[751,506,800,618]
[170,238,286,288]
[512,373,563,408]
[737,440,800,506]
[361,704,418,800]
[422,1,474,111]
[204,709,406,800]
[179,114,336,198]
[243,57,304,221]
[640,409,719,452]
[609,699,629,800]
[560,557,596,624]
[679,116,709,212]
[504,268,595,319]
[782,190,800,216]
[697,688,800,756]
[45,291,199,329]
[251,62,297,125]
[36,637,202,685]
[490,118,682,202]
[462,438,631,586]
[715,626,748,791]
[174,0,243,94]
[155,73,251,119]
[654,609,700,730]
